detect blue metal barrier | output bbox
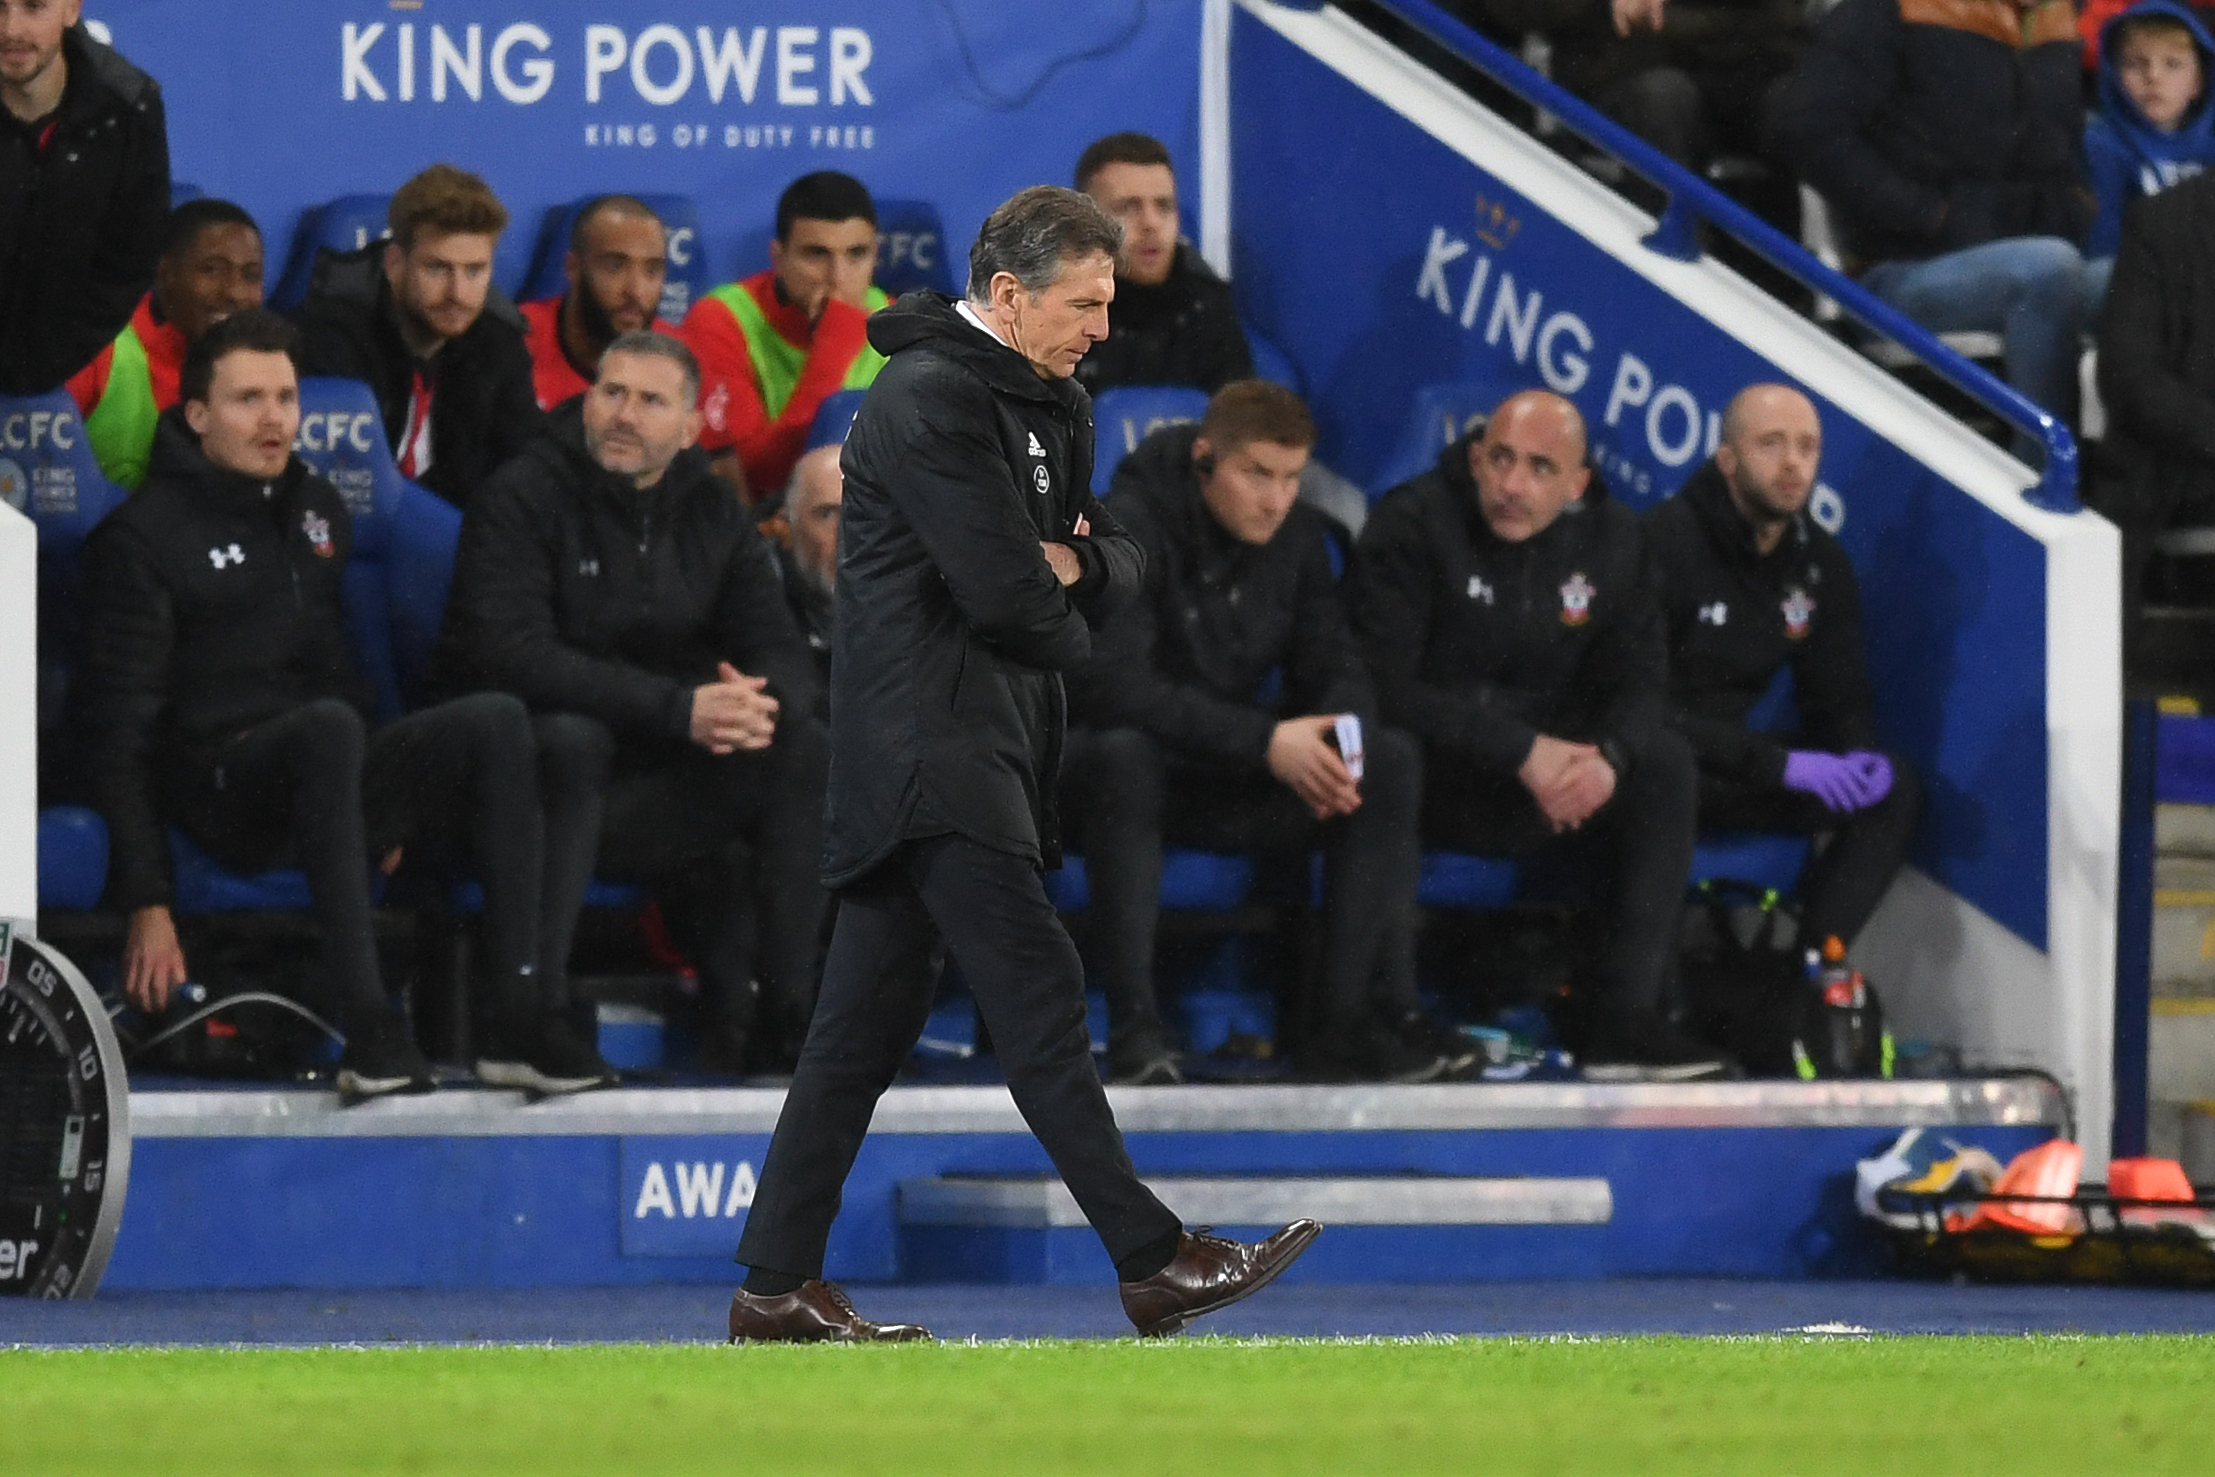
[1369,0,2080,514]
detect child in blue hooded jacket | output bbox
[2087,0,2215,302]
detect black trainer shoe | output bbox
[477,1015,620,1096]
[1581,1007,1735,1083]
[1395,1009,1483,1076]
[336,1017,438,1102]
[1107,1029,1186,1087]
[1301,1016,1451,1084]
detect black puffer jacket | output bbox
[291,242,543,509]
[75,411,369,909]
[2098,171,2215,521]
[1768,0,2092,267]
[434,399,817,736]
[1351,430,1665,777]
[0,24,167,394]
[1643,460,1877,788]
[1072,244,1252,396]
[1071,421,1371,767]
[825,292,1145,884]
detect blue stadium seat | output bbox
[809,388,867,453]
[1090,386,1210,494]
[1046,852,1256,914]
[168,827,318,913]
[1689,835,1811,895]
[875,199,955,298]
[37,807,108,911]
[1243,321,1303,395]
[1416,852,1522,909]
[291,377,416,721]
[170,180,202,207]
[2158,714,2215,805]
[1368,376,1533,498]
[271,194,392,311]
[518,193,710,325]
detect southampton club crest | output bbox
[1559,572,1595,627]
[302,510,334,558]
[1782,586,1815,640]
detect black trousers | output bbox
[736,834,1183,1279]
[532,712,829,1031]
[165,693,546,1032]
[1698,753,1922,949]
[1062,725,1424,1045]
[1419,729,1698,1016]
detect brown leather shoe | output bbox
[1119,1220,1324,1338]
[726,1280,934,1343]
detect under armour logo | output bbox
[1698,601,1728,626]
[1026,431,1046,458]
[1465,574,1494,604]
[208,544,245,569]
[579,559,600,577]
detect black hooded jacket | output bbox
[824,292,1145,885]
[0,24,168,394]
[433,399,817,737]
[75,410,370,910]
[1072,244,1253,397]
[291,242,543,509]
[1351,431,1666,778]
[1643,460,1877,788]
[1071,422,1371,766]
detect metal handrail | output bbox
[1363,0,2080,513]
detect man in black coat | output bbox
[1645,384,1919,951]
[1071,133,1252,396]
[436,332,827,1073]
[0,9,167,394]
[727,187,1319,1345]
[293,163,542,510]
[1768,0,2093,420]
[75,310,612,1100]
[1067,381,1452,1086]
[1354,390,1722,1079]
[2097,170,2215,637]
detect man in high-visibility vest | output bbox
[681,171,886,504]
[65,197,262,489]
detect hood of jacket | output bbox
[145,403,316,514]
[1676,456,1814,570]
[58,23,158,124]
[865,290,1083,410]
[2097,0,2215,165]
[1115,420,1252,562]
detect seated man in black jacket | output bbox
[1068,381,1450,1085]
[436,331,829,1074]
[1646,384,1919,954]
[76,310,613,1100]
[1354,390,1722,1079]
[293,163,542,509]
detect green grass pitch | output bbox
[3,1336,2208,1474]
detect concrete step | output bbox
[2150,1002,2215,1106]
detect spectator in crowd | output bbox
[65,198,262,489]
[435,331,829,1076]
[1071,132,1252,397]
[683,171,886,504]
[2085,1,2215,303]
[1068,382,1455,1086]
[520,194,673,411]
[1770,0,2093,421]
[1464,0,1804,173]
[768,438,844,709]
[293,162,541,509]
[75,310,613,1100]
[2096,170,2215,635]
[1353,390,1723,1079]
[2079,0,2215,67]
[0,2,167,395]
[1645,384,1919,952]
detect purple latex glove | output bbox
[1782,750,1861,812]
[1840,750,1894,808]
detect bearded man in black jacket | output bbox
[1354,390,1724,1081]
[75,310,612,1100]
[436,331,827,1075]
[1645,384,1918,953]
[1067,380,1451,1087]
[725,187,1319,1346]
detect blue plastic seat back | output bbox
[809,389,867,454]
[386,481,462,707]
[1369,377,1533,499]
[292,378,415,720]
[519,193,709,324]
[3,391,130,739]
[1090,386,1211,494]
[170,180,203,207]
[1243,321,1303,396]
[1047,852,1256,913]
[272,194,392,311]
[1689,835,1811,895]
[875,199,955,298]
[38,805,109,911]
[1416,852,1522,909]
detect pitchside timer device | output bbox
[0,921,131,1298]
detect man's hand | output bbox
[124,905,189,1013]
[1268,715,1363,820]
[1519,735,1614,832]
[690,662,780,754]
[1612,0,1667,32]
[1041,541,1084,587]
